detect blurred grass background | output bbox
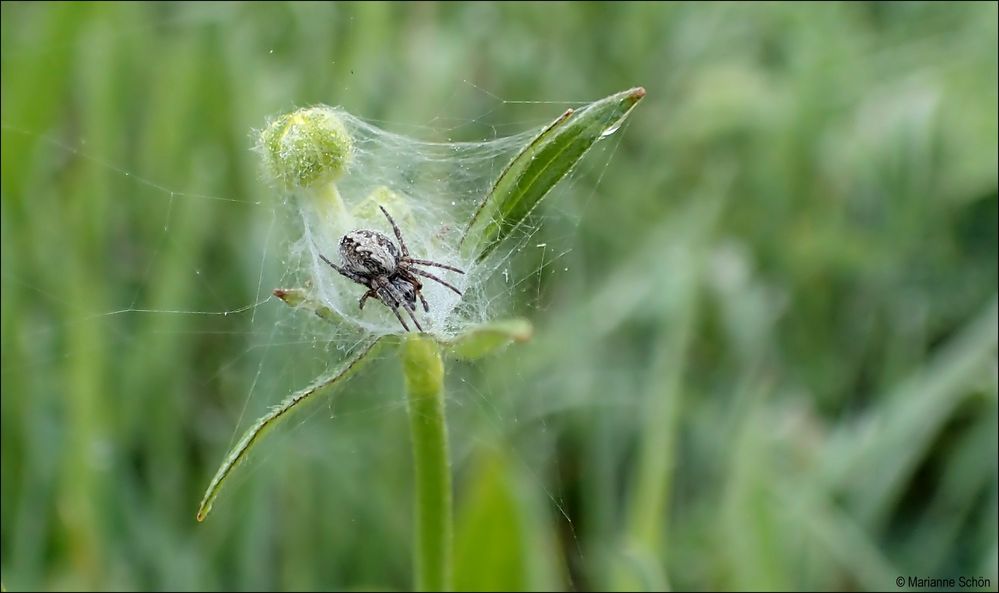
[2,1,997,591]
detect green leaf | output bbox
[443,318,533,360]
[454,449,563,592]
[461,86,646,261]
[196,337,389,522]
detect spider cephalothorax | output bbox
[319,206,464,332]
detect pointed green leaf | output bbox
[454,449,563,591]
[196,337,389,522]
[461,87,646,260]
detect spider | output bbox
[319,205,464,332]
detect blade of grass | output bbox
[460,87,646,261]
[614,247,700,592]
[773,479,899,591]
[821,298,998,527]
[196,337,389,522]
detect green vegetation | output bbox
[2,2,996,591]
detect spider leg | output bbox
[358,288,377,310]
[399,270,430,312]
[379,205,410,258]
[409,267,463,296]
[373,279,411,332]
[402,257,465,274]
[385,300,412,332]
[319,253,367,284]
[416,288,429,313]
[403,302,423,332]
[379,279,423,332]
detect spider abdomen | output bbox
[340,230,399,276]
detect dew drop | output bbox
[600,120,624,138]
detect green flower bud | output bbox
[258,105,354,190]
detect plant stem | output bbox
[401,335,452,592]
[310,182,353,232]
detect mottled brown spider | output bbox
[319,206,464,332]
